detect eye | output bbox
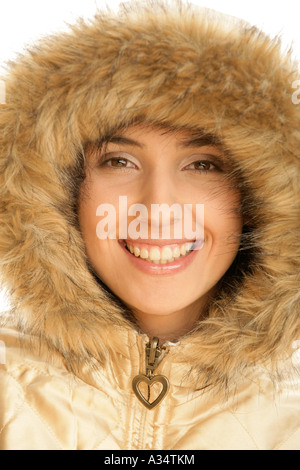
[184,160,218,172]
[98,153,137,169]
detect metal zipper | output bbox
[132,337,170,410]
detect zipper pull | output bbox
[145,337,162,377]
[132,337,170,410]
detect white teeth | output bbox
[149,247,161,261]
[125,241,194,264]
[161,246,173,261]
[140,247,148,259]
[133,246,140,257]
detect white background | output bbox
[1,0,300,312]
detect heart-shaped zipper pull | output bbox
[132,373,169,409]
[132,337,170,409]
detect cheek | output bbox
[187,175,242,225]
[77,179,123,266]
[203,189,243,246]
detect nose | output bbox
[141,167,178,206]
[137,169,185,239]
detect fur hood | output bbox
[0,0,299,393]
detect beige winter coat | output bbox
[0,0,299,450]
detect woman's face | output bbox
[78,125,243,323]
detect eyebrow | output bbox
[104,136,145,149]
[104,133,222,150]
[177,134,222,149]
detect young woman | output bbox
[0,0,299,450]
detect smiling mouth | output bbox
[121,239,201,265]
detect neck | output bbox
[131,293,213,344]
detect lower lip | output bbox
[118,240,202,276]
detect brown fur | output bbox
[0,0,299,394]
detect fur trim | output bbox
[0,0,299,393]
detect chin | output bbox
[130,301,177,317]
[128,293,198,318]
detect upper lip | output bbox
[120,238,196,246]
